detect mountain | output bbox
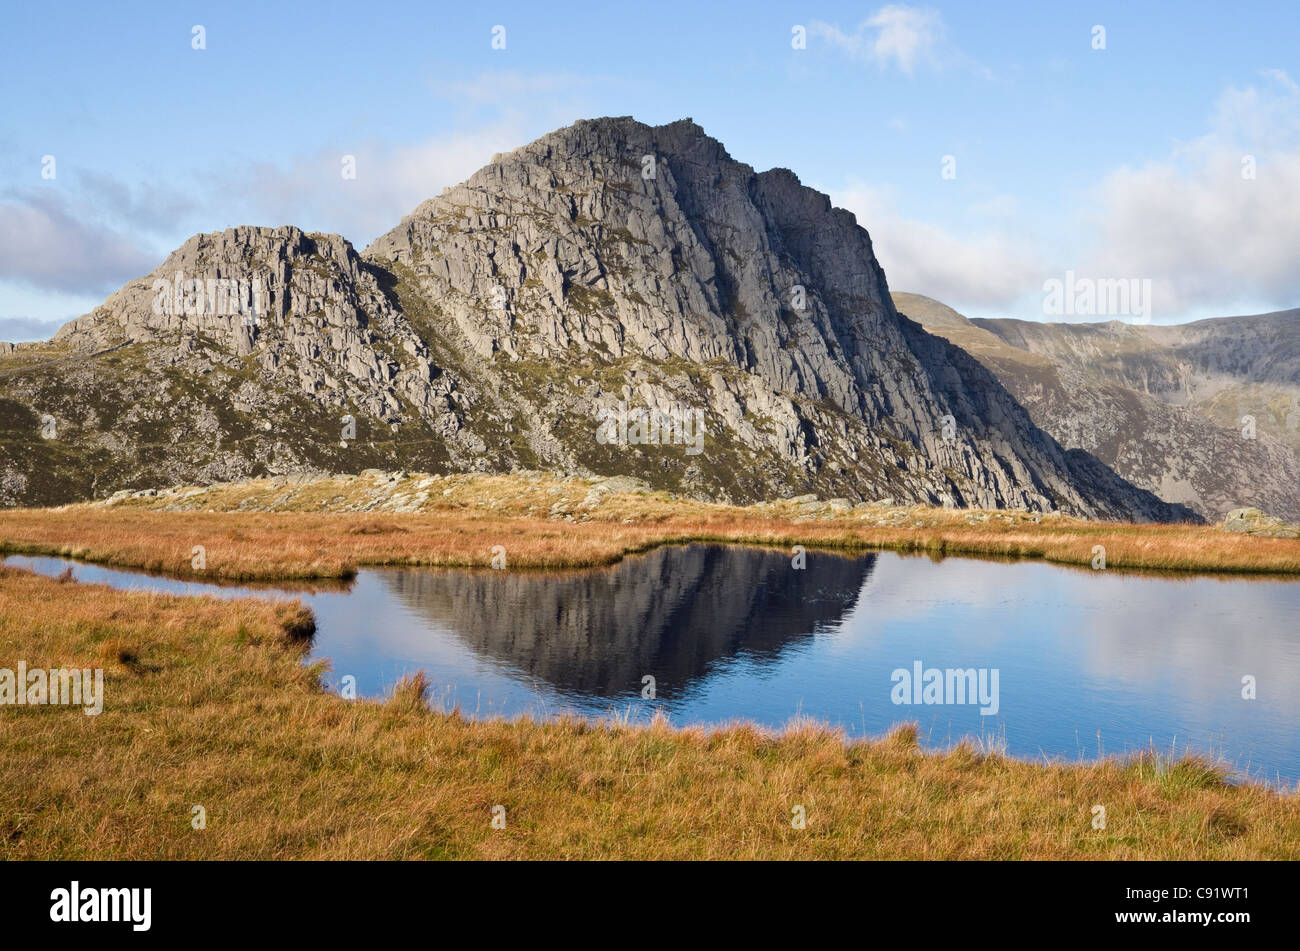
[976,308,1300,456]
[0,117,1191,522]
[894,293,1300,522]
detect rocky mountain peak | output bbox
[0,118,1195,519]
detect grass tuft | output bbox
[387,671,433,713]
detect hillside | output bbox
[894,293,1300,521]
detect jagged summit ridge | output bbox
[361,115,1186,519]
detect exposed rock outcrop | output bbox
[52,226,474,446]
[1223,507,1299,538]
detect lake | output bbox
[7,545,1300,785]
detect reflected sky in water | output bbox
[8,546,1300,785]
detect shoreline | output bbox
[3,562,1299,859]
[1,472,1298,582]
[4,552,1283,789]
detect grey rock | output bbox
[1223,507,1293,535]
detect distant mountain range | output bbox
[0,117,1239,523]
[895,293,1300,522]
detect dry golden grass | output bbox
[0,471,1297,580]
[2,563,1298,859]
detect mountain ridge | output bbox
[0,117,1192,522]
[895,292,1300,521]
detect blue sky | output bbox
[2,0,1298,338]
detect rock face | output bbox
[51,225,483,456]
[0,117,1192,521]
[59,228,421,415]
[895,292,1300,522]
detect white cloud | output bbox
[0,70,598,324]
[1083,69,1300,317]
[218,71,600,246]
[226,119,531,248]
[832,182,1047,310]
[834,70,1300,321]
[810,6,982,76]
[0,315,67,343]
[966,194,1019,219]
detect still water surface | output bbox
[7,546,1300,784]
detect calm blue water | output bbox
[7,546,1300,785]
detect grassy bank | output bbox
[2,563,1298,859]
[1,471,1299,580]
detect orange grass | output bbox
[0,472,1297,580]
[3,563,1298,859]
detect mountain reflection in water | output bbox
[380,545,875,697]
[8,546,1300,784]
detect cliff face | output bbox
[0,226,481,503]
[54,226,447,422]
[0,117,1192,520]
[896,293,1300,522]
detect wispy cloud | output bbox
[835,70,1300,321]
[0,68,598,313]
[833,182,1046,310]
[215,70,601,246]
[222,119,531,248]
[810,5,983,77]
[0,315,67,343]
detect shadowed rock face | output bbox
[379,544,876,697]
[0,118,1190,520]
[896,292,1300,522]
